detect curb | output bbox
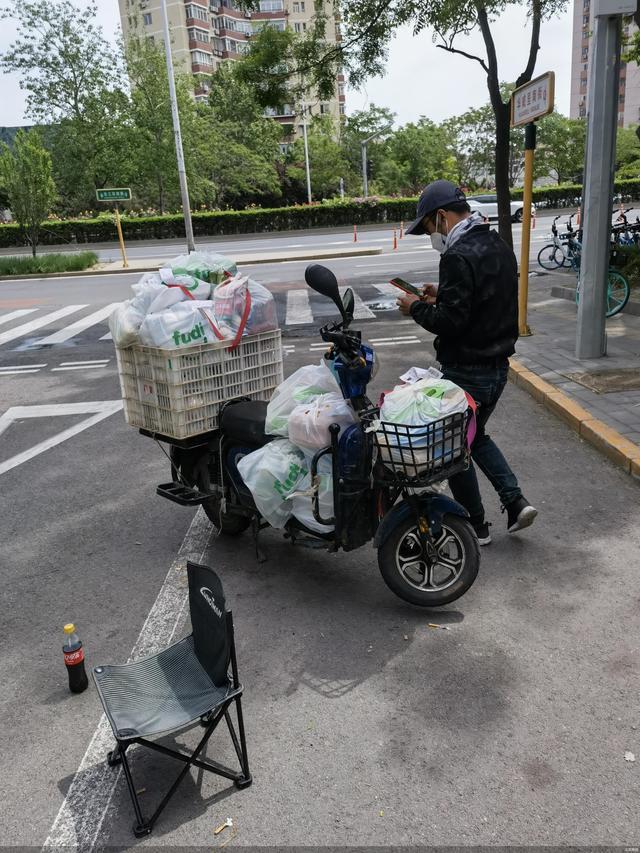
[0,246,382,281]
[508,359,640,478]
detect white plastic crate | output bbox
[116,329,284,439]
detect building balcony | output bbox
[192,62,214,72]
[186,16,211,27]
[189,37,212,48]
[210,4,250,18]
[216,26,250,37]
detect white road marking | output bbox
[371,340,421,347]
[338,287,376,319]
[0,304,88,347]
[373,283,398,296]
[0,363,47,370]
[0,401,123,476]
[32,303,119,346]
[60,359,110,366]
[285,289,313,325]
[529,298,560,307]
[99,332,113,341]
[52,364,111,372]
[0,368,42,375]
[369,335,421,343]
[0,308,38,325]
[42,508,213,851]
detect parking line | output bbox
[42,508,213,850]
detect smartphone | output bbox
[389,277,422,298]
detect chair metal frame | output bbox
[96,565,251,838]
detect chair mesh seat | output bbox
[94,635,232,739]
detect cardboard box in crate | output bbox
[116,330,283,439]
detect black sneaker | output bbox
[472,521,492,546]
[505,496,538,533]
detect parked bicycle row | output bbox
[537,210,634,318]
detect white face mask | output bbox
[429,212,448,253]
[429,231,446,253]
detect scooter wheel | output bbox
[377,513,480,607]
[203,497,252,536]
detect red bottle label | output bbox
[64,648,84,666]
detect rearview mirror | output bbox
[305,264,345,318]
[341,287,354,327]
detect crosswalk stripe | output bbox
[32,303,119,346]
[0,305,88,347]
[339,287,376,319]
[0,308,39,326]
[99,332,113,341]
[285,289,313,325]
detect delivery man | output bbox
[396,179,537,545]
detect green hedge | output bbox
[511,177,640,208]
[0,198,420,249]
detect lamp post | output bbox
[361,127,392,199]
[159,0,195,252]
[300,102,313,204]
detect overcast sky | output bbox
[0,0,572,128]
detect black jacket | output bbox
[410,223,519,365]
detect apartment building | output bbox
[570,0,640,126]
[118,0,346,136]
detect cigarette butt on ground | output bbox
[427,623,450,630]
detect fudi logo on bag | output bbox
[171,322,208,347]
[200,587,223,618]
[273,462,307,498]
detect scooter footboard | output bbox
[373,493,468,549]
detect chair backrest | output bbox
[187,561,230,688]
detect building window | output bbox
[185,3,209,21]
[582,47,588,60]
[189,26,210,42]
[294,21,306,31]
[319,102,330,114]
[583,14,589,23]
[191,49,213,65]
[142,12,152,24]
[338,82,345,96]
[259,0,284,10]
[339,103,345,115]
[620,93,625,102]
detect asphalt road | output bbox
[0,213,567,264]
[1,234,638,848]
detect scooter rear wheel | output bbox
[377,513,480,607]
[203,497,252,536]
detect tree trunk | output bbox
[494,101,513,247]
[157,173,165,215]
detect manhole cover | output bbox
[565,368,640,393]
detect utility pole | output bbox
[159,0,195,252]
[576,0,632,358]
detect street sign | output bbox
[511,72,555,127]
[96,188,132,202]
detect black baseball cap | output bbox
[405,180,467,236]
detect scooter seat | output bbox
[220,400,273,447]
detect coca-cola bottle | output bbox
[63,623,88,694]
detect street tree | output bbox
[0,129,57,255]
[0,0,131,212]
[378,118,457,195]
[536,112,586,184]
[340,105,396,193]
[286,115,350,199]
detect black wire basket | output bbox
[361,408,471,487]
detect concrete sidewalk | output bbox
[511,269,640,475]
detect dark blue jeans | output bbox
[441,362,522,525]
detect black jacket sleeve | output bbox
[409,251,474,337]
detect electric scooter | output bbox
[144,264,480,607]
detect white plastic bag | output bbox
[237,440,308,528]
[138,300,217,349]
[378,378,469,474]
[287,392,358,451]
[265,361,342,436]
[291,455,334,533]
[158,268,211,300]
[213,273,277,339]
[170,251,237,284]
[109,275,167,346]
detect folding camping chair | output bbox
[93,561,251,837]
